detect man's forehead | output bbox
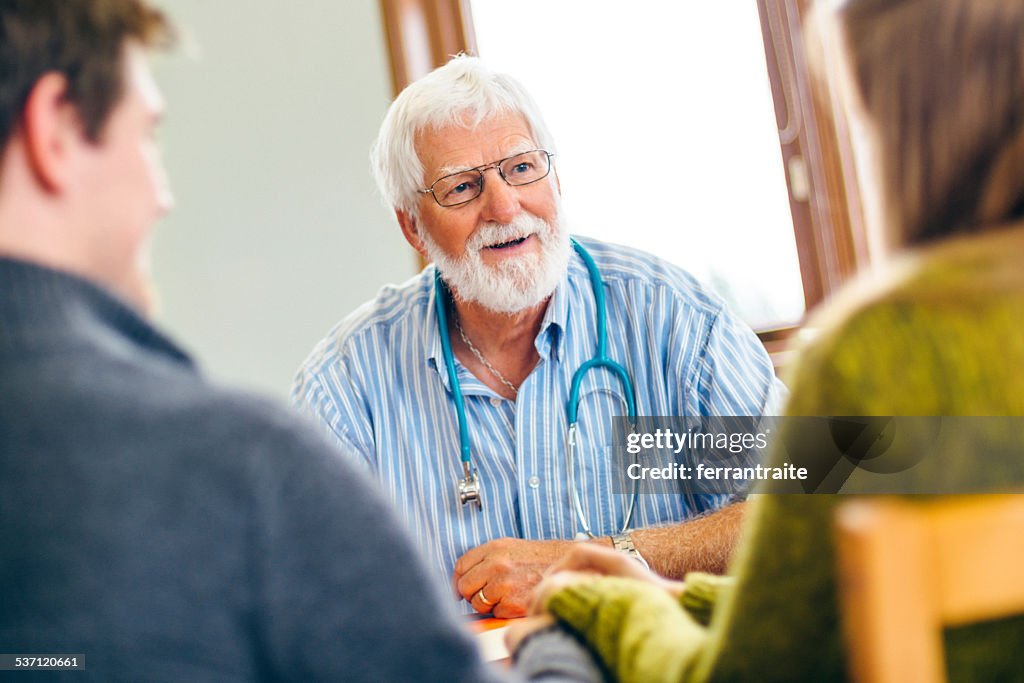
[416,111,536,176]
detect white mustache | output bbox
[467,214,546,252]
[419,209,570,315]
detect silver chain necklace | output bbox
[453,315,520,397]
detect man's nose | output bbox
[156,182,174,217]
[150,148,174,217]
[157,180,174,216]
[478,167,519,224]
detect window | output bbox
[378,0,864,360]
[472,1,803,330]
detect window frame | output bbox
[379,0,477,95]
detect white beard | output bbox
[420,211,571,315]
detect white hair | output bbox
[370,55,557,216]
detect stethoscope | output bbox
[434,238,640,538]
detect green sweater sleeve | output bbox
[678,573,734,627]
[546,577,709,683]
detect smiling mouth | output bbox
[485,235,530,250]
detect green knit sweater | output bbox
[545,225,1024,682]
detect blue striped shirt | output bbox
[292,236,785,602]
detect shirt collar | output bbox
[424,269,495,397]
[0,256,195,368]
[424,265,452,391]
[534,265,570,362]
[424,255,574,391]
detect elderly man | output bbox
[0,3,604,679]
[293,56,785,617]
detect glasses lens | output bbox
[432,171,483,207]
[499,150,551,187]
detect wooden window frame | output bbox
[379,0,478,95]
[378,0,864,368]
[757,0,866,310]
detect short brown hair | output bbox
[825,0,1024,247]
[0,0,174,152]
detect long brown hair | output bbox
[833,0,1024,247]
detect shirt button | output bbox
[528,476,540,488]
[490,397,502,407]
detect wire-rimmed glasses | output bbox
[418,149,554,207]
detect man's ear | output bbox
[553,168,562,196]
[21,72,83,193]
[396,209,428,258]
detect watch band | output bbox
[610,531,650,570]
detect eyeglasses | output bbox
[418,149,554,207]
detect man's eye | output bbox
[443,178,480,201]
[508,162,533,175]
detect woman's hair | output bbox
[833,0,1024,247]
[370,55,556,217]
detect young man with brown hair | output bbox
[0,2,596,679]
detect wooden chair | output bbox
[835,495,1024,683]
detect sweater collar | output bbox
[0,257,194,368]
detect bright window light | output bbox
[471,1,805,328]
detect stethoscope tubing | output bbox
[435,238,639,534]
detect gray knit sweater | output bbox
[0,258,599,682]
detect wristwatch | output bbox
[610,531,650,570]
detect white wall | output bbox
[150,1,416,398]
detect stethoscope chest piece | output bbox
[457,462,482,508]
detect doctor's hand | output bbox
[453,538,577,618]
